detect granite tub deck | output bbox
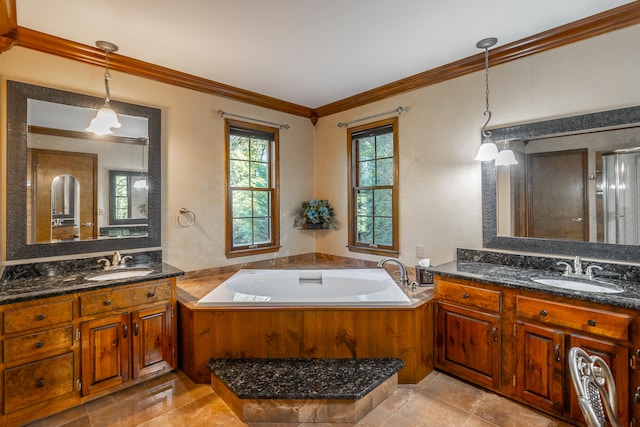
[208,358,403,423]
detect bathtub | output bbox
[196,268,412,306]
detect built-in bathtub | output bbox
[196,268,412,306]
[178,267,433,385]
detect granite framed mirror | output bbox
[6,80,161,260]
[482,105,640,261]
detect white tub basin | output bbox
[532,277,624,294]
[88,269,153,281]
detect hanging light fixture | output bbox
[86,41,122,135]
[494,140,518,166]
[474,37,499,161]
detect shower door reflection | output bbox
[602,150,640,244]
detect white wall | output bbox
[0,47,316,271]
[313,24,640,267]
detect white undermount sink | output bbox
[87,269,153,281]
[531,277,624,294]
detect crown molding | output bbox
[314,2,640,118]
[15,27,315,120]
[9,2,640,124]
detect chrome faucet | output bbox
[557,256,602,279]
[377,257,409,287]
[573,256,583,276]
[97,251,132,271]
[112,251,122,266]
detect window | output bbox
[347,117,399,255]
[225,119,280,257]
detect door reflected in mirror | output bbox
[496,126,640,244]
[51,174,79,241]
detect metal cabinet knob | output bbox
[587,319,596,327]
[35,341,44,349]
[461,293,469,299]
[36,313,46,321]
[540,309,548,317]
[36,379,45,388]
[103,300,112,306]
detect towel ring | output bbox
[177,208,196,227]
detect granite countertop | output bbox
[430,260,640,310]
[208,358,404,400]
[0,258,184,305]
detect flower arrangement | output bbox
[293,199,340,230]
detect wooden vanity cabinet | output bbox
[435,279,502,389]
[516,295,630,425]
[434,275,637,426]
[0,277,177,427]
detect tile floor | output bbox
[28,370,573,427]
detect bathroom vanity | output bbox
[431,250,640,426]
[0,258,183,427]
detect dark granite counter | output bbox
[0,251,183,305]
[430,249,640,310]
[207,358,403,400]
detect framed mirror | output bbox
[482,105,640,261]
[6,81,161,260]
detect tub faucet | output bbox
[377,257,409,287]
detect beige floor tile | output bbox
[26,369,573,427]
[421,372,489,414]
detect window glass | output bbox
[225,120,280,257]
[348,118,398,255]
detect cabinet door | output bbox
[568,335,628,427]
[516,321,564,415]
[131,304,173,378]
[436,302,501,388]
[80,314,130,396]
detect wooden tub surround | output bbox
[177,273,434,385]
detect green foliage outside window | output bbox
[349,121,397,252]
[229,132,272,247]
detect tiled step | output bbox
[208,358,403,423]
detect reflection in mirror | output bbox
[50,174,79,241]
[109,170,149,228]
[496,127,640,243]
[483,105,640,261]
[7,81,161,260]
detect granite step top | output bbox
[207,358,404,400]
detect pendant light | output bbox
[86,41,122,135]
[474,37,499,161]
[494,140,518,166]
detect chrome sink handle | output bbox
[585,265,603,280]
[97,258,111,270]
[557,261,572,276]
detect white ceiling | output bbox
[16,0,635,109]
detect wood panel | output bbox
[177,302,433,385]
[3,299,73,335]
[3,325,73,364]
[3,352,75,414]
[516,296,630,341]
[80,313,130,397]
[436,302,501,388]
[516,321,564,415]
[132,304,173,378]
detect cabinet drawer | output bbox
[3,326,73,364]
[4,352,75,413]
[3,300,74,335]
[436,279,501,313]
[79,280,172,316]
[517,296,630,341]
